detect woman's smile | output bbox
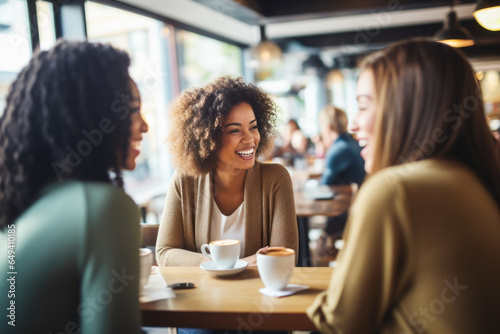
[217,102,261,172]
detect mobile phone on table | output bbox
[168,282,195,289]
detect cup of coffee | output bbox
[257,247,295,291]
[201,239,240,269]
[139,248,153,295]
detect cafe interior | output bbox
[2,0,499,207]
[1,0,500,332]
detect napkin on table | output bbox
[140,266,176,303]
[259,284,309,297]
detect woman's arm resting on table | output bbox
[156,174,207,267]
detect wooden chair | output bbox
[140,223,159,265]
[140,223,159,247]
[142,193,166,225]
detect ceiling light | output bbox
[302,54,327,76]
[473,0,500,31]
[434,9,475,48]
[249,26,282,69]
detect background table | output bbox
[141,266,333,330]
[294,185,353,266]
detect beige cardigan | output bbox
[307,159,500,333]
[156,162,299,266]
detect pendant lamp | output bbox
[250,26,282,69]
[434,8,475,48]
[473,0,500,31]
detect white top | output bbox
[210,198,245,255]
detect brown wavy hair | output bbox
[167,76,278,176]
[361,38,500,206]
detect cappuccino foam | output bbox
[211,239,239,246]
[262,249,294,257]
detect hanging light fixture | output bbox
[434,8,475,48]
[249,25,282,69]
[302,54,328,77]
[473,0,500,31]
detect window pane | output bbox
[177,29,243,90]
[0,0,32,116]
[85,1,173,209]
[36,0,56,51]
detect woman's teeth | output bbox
[358,140,368,147]
[237,148,254,157]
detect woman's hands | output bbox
[241,246,269,267]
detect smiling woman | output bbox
[0,40,146,334]
[307,38,500,334]
[156,76,298,267]
[217,102,261,174]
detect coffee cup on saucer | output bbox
[257,247,295,291]
[201,239,240,269]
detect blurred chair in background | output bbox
[141,223,159,265]
[140,192,165,265]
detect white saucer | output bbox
[200,260,248,277]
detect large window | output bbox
[0,0,32,115]
[85,2,245,213]
[177,29,243,90]
[85,2,174,207]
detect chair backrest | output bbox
[141,223,159,247]
[143,193,166,224]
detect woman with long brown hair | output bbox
[308,38,500,333]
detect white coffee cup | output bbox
[201,239,240,269]
[139,248,153,295]
[257,247,295,291]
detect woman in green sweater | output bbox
[0,40,148,334]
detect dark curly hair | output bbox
[0,40,135,228]
[167,76,278,176]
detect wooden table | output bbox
[294,185,353,266]
[141,266,333,330]
[294,184,353,217]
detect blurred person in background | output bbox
[156,76,298,268]
[318,105,365,187]
[0,40,148,334]
[270,118,309,165]
[308,38,500,333]
[314,105,365,266]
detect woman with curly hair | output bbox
[308,38,500,333]
[156,76,298,267]
[0,40,148,333]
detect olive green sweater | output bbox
[308,159,500,333]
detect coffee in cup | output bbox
[201,239,240,269]
[257,247,295,291]
[263,249,293,257]
[139,248,153,295]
